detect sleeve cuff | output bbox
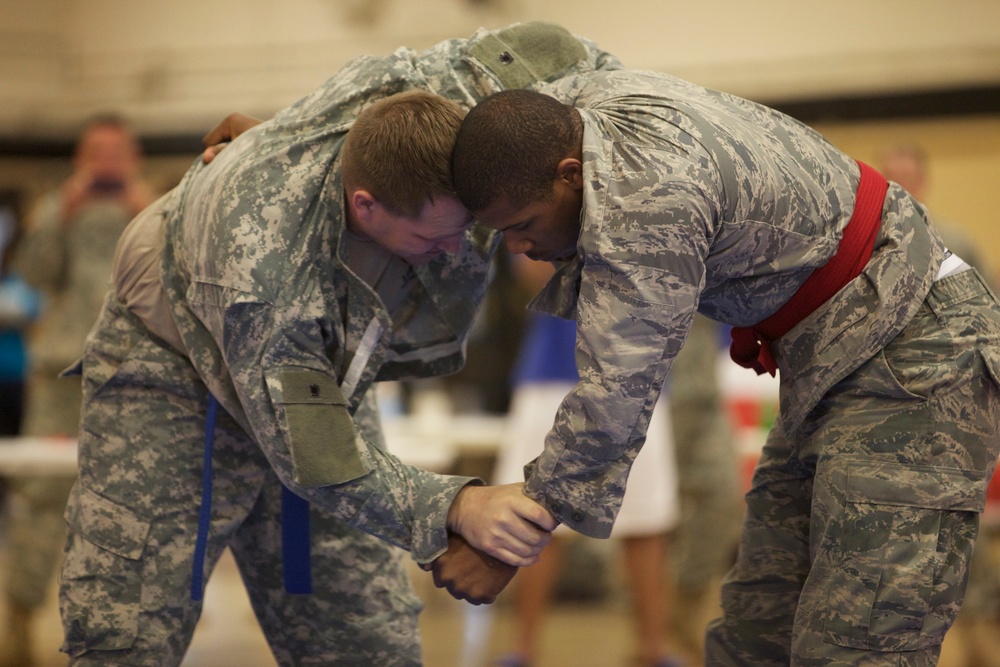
[410,477,483,564]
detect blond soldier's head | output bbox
[342,90,474,264]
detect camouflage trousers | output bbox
[4,371,79,608]
[705,268,1000,666]
[59,297,423,666]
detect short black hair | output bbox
[452,89,579,212]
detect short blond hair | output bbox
[342,90,465,218]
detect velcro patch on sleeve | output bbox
[468,21,587,90]
[270,368,371,488]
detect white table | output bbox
[0,437,78,476]
[382,413,505,472]
[0,415,507,478]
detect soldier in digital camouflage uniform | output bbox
[450,73,1000,665]
[57,22,621,667]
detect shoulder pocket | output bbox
[467,22,587,90]
[267,367,371,488]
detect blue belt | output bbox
[190,394,313,601]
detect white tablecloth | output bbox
[0,415,507,477]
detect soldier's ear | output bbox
[350,189,378,221]
[555,158,583,191]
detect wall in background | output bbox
[2,0,999,138]
[816,115,1000,282]
[1,0,998,270]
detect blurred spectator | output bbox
[878,143,1000,667]
[666,314,743,664]
[439,247,533,414]
[491,256,683,667]
[0,114,155,667]
[878,145,994,283]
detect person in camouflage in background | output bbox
[58,22,620,667]
[666,313,743,662]
[2,114,156,667]
[450,76,1000,665]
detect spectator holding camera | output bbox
[1,114,155,667]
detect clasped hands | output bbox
[426,483,556,605]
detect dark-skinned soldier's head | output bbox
[452,89,585,262]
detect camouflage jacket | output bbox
[156,23,621,562]
[523,69,946,538]
[16,194,132,373]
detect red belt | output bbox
[729,161,888,377]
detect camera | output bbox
[89,178,126,195]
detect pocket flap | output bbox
[979,346,1000,390]
[846,460,985,513]
[64,484,151,560]
[271,368,347,405]
[266,367,370,488]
